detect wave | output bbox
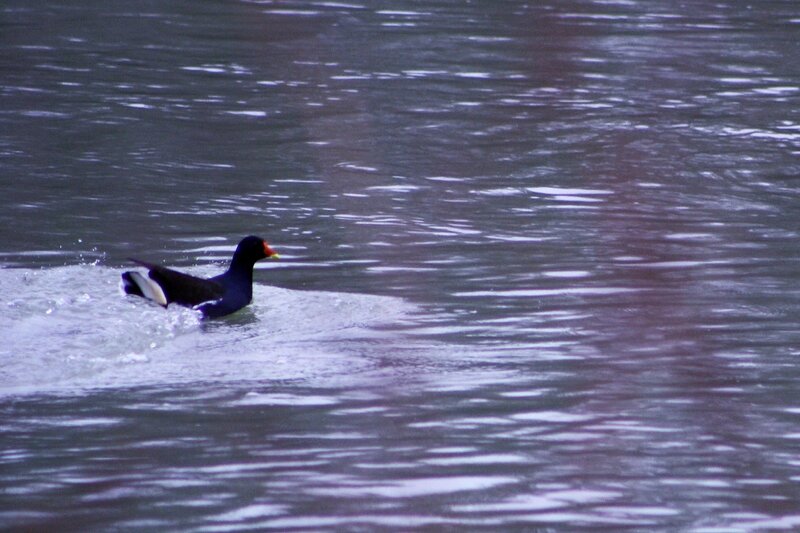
[0,265,413,395]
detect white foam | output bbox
[0,265,414,396]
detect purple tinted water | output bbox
[3,0,800,529]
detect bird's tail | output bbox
[121,271,168,307]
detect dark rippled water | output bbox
[3,0,800,530]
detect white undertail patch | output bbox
[129,271,168,307]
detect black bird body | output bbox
[122,236,279,318]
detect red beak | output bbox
[263,242,280,259]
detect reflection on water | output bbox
[3,0,800,530]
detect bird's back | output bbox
[128,259,224,307]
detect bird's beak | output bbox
[264,242,280,259]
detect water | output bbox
[3,0,800,529]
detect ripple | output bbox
[542,270,592,279]
[454,287,641,298]
[512,411,594,423]
[452,489,623,513]
[209,504,288,522]
[231,392,339,407]
[308,475,517,498]
[421,453,528,466]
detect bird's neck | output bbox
[227,256,255,283]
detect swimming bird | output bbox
[121,235,279,318]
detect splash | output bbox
[0,265,412,395]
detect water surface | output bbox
[3,0,800,530]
